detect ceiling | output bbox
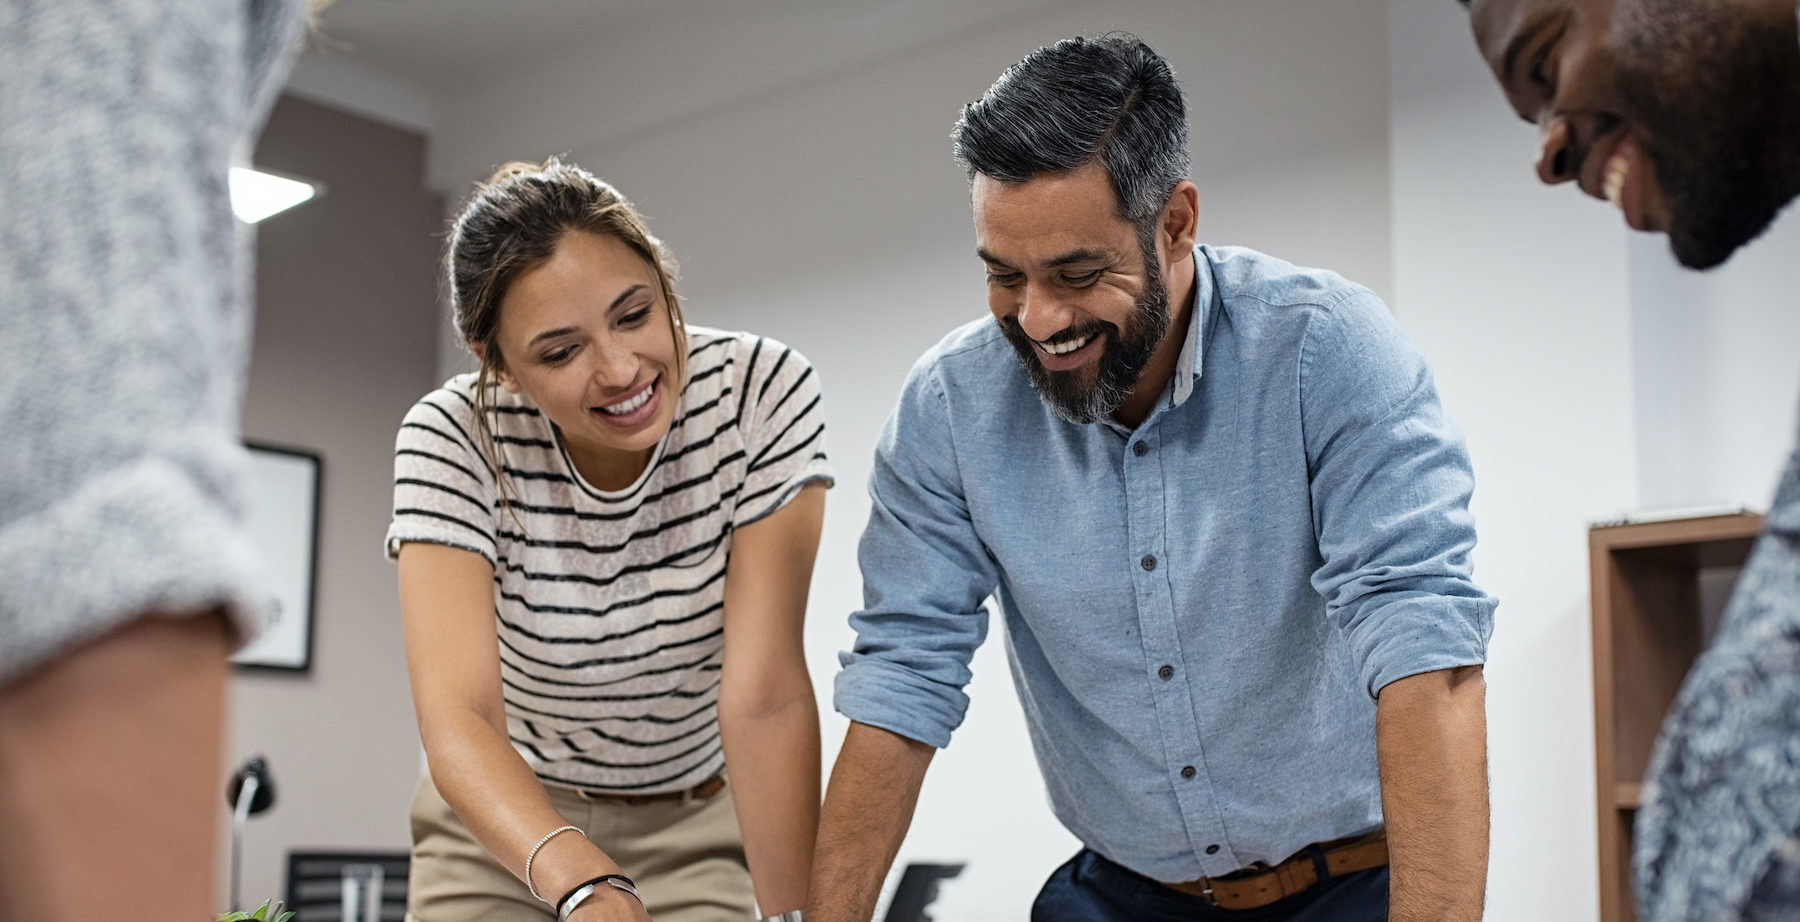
[300,0,1098,190]
[309,0,1070,99]
[313,0,685,93]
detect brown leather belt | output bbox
[1163,830,1389,910]
[570,773,727,806]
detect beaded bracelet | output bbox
[523,824,584,902]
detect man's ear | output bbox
[1160,180,1200,259]
[470,341,522,394]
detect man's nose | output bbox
[1535,116,1576,185]
[1016,283,1073,342]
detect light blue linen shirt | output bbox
[835,244,1496,883]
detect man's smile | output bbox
[1033,330,1104,372]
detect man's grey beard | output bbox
[998,253,1171,425]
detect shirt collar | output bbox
[1168,244,1212,410]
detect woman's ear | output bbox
[470,341,522,394]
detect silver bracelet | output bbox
[558,876,643,922]
[523,824,584,902]
[759,912,804,922]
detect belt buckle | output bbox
[686,773,726,803]
[1199,880,1218,907]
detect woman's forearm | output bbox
[715,484,827,915]
[719,688,823,915]
[421,707,638,910]
[400,542,644,917]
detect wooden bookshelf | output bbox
[1588,512,1762,922]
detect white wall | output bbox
[1390,2,1639,918]
[416,1,1393,917]
[1629,218,1800,513]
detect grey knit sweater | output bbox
[0,0,306,685]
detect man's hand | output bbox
[1377,664,1489,922]
[806,722,936,922]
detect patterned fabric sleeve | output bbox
[730,335,835,529]
[385,386,499,566]
[1635,422,1800,922]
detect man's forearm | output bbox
[807,721,936,922]
[1376,664,1489,922]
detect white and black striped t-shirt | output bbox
[385,326,833,794]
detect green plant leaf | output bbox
[217,898,280,922]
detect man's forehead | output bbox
[972,166,1125,230]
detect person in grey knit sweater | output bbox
[0,1,307,919]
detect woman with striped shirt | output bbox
[387,159,831,922]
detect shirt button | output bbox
[1180,765,1196,780]
[1133,441,1149,457]
[1205,844,1220,855]
[1157,664,1175,681]
[1140,554,1157,571]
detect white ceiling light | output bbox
[229,167,321,223]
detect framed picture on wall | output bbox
[233,442,322,673]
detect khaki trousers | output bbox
[404,772,755,922]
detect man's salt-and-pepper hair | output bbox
[952,33,1190,238]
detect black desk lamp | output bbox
[226,754,277,912]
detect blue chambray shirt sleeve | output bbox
[1300,290,1496,698]
[833,357,997,748]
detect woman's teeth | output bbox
[600,381,653,415]
[1040,335,1091,356]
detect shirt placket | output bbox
[1122,424,1242,880]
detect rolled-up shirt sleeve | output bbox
[834,357,999,749]
[1300,290,1497,698]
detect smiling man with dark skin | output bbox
[1463,1,1800,919]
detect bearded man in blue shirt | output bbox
[804,34,1497,922]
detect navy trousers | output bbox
[1030,849,1389,922]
